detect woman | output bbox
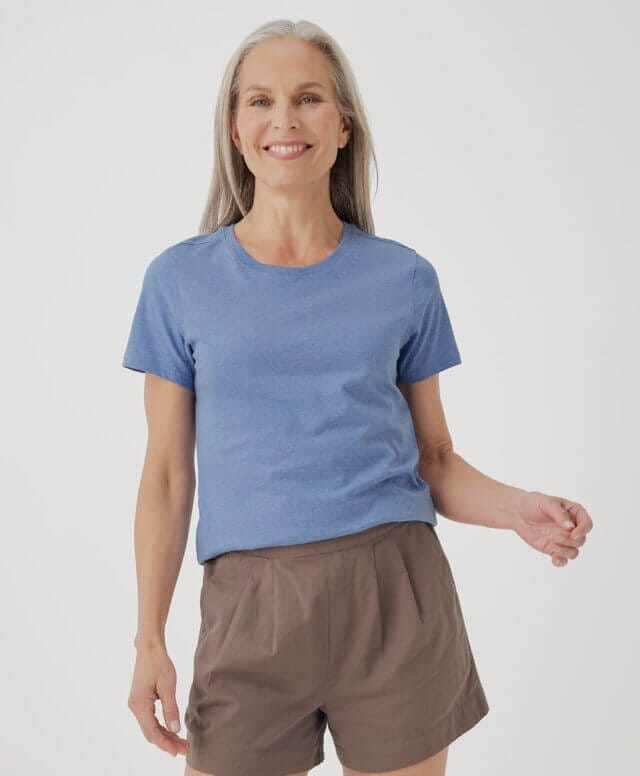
[122,19,593,776]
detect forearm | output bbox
[133,467,195,651]
[419,450,526,530]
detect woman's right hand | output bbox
[127,643,189,757]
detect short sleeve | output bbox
[396,252,462,383]
[122,250,195,390]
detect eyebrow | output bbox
[243,81,327,94]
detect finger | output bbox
[551,543,579,566]
[541,496,577,531]
[568,504,594,541]
[157,723,188,746]
[158,688,181,734]
[129,696,180,756]
[152,664,183,744]
[554,531,586,548]
[555,543,579,560]
[157,674,186,749]
[159,727,188,754]
[157,678,188,753]
[149,717,186,756]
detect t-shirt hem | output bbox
[397,354,462,384]
[122,359,194,391]
[195,514,439,564]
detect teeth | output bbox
[267,144,308,154]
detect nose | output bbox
[271,101,301,130]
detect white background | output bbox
[2,1,638,774]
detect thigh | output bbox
[323,521,489,773]
[184,551,328,776]
[344,745,449,776]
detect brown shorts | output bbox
[184,520,489,776]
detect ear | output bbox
[339,116,352,149]
[230,118,242,153]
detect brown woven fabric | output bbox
[185,520,489,776]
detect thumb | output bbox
[157,680,181,733]
[541,496,575,531]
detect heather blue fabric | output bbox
[122,221,462,563]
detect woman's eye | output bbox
[249,94,319,107]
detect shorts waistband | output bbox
[235,520,412,560]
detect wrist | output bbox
[134,633,166,652]
[500,487,529,530]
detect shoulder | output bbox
[141,227,226,283]
[411,250,439,292]
[353,226,416,267]
[354,226,437,277]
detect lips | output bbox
[263,144,313,160]
[262,144,312,150]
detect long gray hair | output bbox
[198,18,379,235]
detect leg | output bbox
[343,745,449,776]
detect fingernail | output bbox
[169,720,180,732]
[563,520,574,529]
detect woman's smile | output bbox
[263,143,313,160]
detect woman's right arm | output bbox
[127,372,195,758]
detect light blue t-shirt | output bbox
[122,220,462,563]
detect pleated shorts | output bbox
[184,520,489,776]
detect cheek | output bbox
[236,113,266,148]
[311,108,339,134]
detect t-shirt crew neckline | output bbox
[223,219,354,275]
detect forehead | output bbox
[238,37,333,93]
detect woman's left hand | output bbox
[511,490,593,566]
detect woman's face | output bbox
[231,37,351,192]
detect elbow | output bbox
[417,438,455,468]
[143,458,195,493]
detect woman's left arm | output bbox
[398,375,594,567]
